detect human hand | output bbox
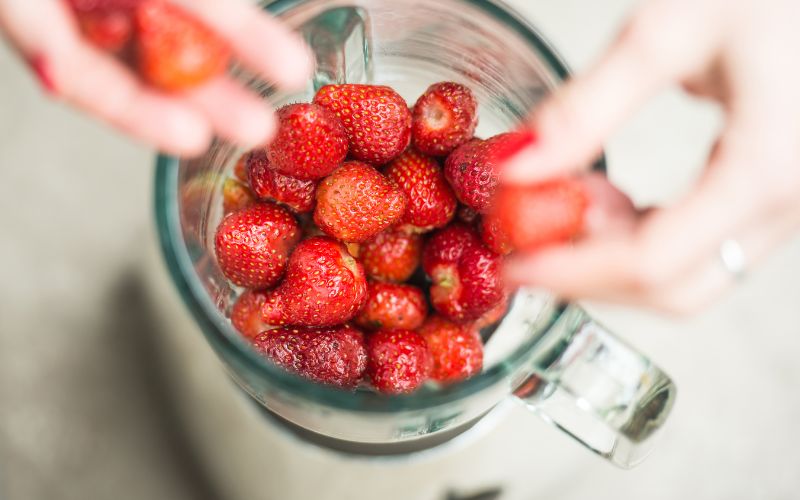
[0,0,313,155]
[501,0,800,314]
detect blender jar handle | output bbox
[513,304,676,469]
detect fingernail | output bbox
[28,55,57,95]
[494,128,537,164]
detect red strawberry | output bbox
[422,223,479,275]
[231,290,271,339]
[457,205,479,224]
[313,84,412,165]
[214,202,300,288]
[134,0,230,91]
[418,316,483,383]
[314,162,407,243]
[412,82,478,156]
[246,149,316,213]
[366,329,432,394]
[360,228,422,283]
[222,178,255,215]
[444,132,531,213]
[479,216,514,255]
[68,0,140,52]
[384,149,457,232]
[355,282,428,331]
[267,103,348,180]
[491,178,589,251]
[423,223,504,322]
[75,9,134,52]
[472,294,509,330]
[261,236,367,327]
[252,325,367,388]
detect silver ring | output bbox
[719,239,747,280]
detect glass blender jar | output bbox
[154,0,675,470]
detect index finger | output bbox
[501,0,722,184]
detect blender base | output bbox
[251,398,493,457]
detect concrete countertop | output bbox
[1,1,799,499]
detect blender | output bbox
[150,0,676,496]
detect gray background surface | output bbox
[2,1,800,499]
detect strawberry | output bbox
[267,103,348,180]
[314,161,407,243]
[214,202,300,288]
[457,205,479,224]
[134,0,230,91]
[422,223,480,275]
[67,0,140,52]
[366,329,432,394]
[472,294,509,331]
[355,282,428,331]
[384,149,457,232]
[246,149,317,213]
[491,178,589,251]
[423,223,504,322]
[360,228,422,283]
[230,290,272,339]
[418,315,483,383]
[252,325,367,388]
[412,82,478,156]
[313,84,412,165]
[222,178,255,215]
[75,9,134,52]
[444,132,531,213]
[478,216,514,255]
[261,236,367,327]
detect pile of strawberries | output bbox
[68,0,593,394]
[216,81,589,394]
[69,2,613,395]
[68,0,229,90]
